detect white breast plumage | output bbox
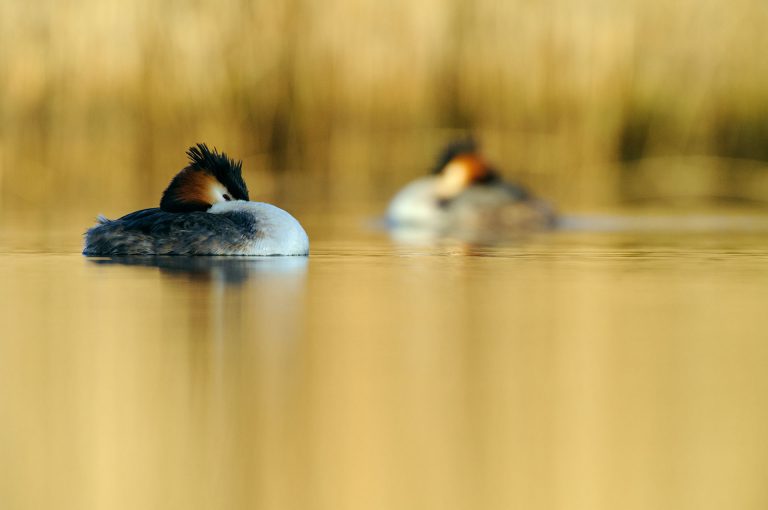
[208,201,309,256]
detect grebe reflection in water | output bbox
[88,256,308,285]
[83,144,309,256]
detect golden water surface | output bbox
[1,210,768,510]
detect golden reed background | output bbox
[2,0,768,212]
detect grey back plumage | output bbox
[83,208,260,256]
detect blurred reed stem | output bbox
[1,0,768,211]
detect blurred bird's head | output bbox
[432,138,498,202]
[160,143,250,212]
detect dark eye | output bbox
[223,194,232,201]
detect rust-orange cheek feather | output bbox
[434,153,497,201]
[82,144,309,256]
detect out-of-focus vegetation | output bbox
[1,0,768,212]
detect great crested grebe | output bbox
[83,144,309,256]
[387,139,556,231]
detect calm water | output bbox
[2,210,768,510]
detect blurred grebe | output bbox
[83,144,309,256]
[387,139,556,231]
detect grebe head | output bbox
[432,138,498,201]
[160,143,250,212]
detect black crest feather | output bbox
[185,143,249,201]
[160,144,250,212]
[431,138,478,174]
